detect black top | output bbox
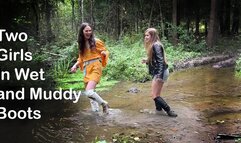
[148,43,168,77]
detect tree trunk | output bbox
[172,0,178,45]
[45,0,53,42]
[223,0,231,35]
[71,0,75,30]
[117,0,120,39]
[78,0,84,23]
[231,0,240,34]
[90,0,94,27]
[185,0,191,34]
[195,0,200,36]
[219,0,224,34]
[31,0,40,39]
[148,0,155,28]
[158,0,165,37]
[207,0,218,48]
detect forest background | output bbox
[1,0,241,91]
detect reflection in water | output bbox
[3,66,240,143]
[169,66,241,135]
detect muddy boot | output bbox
[166,110,177,117]
[154,99,163,111]
[84,90,109,114]
[154,99,164,115]
[154,96,177,117]
[90,99,99,112]
[84,89,108,105]
[101,103,109,114]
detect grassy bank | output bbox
[30,33,241,90]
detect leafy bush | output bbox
[104,39,150,81]
[166,22,206,52]
[103,34,201,81]
[235,54,241,76]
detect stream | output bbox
[1,65,241,143]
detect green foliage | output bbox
[104,38,150,82]
[53,58,72,78]
[51,42,78,78]
[166,23,207,52]
[104,34,201,81]
[235,54,241,77]
[56,71,84,90]
[56,69,118,91]
[235,138,241,143]
[92,137,107,143]
[30,41,78,79]
[165,45,201,71]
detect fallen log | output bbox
[212,58,236,68]
[173,54,233,71]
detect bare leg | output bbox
[151,79,163,111]
[151,78,163,99]
[151,78,177,117]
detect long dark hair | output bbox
[77,22,96,55]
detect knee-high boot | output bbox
[83,89,107,105]
[154,99,163,111]
[83,89,109,114]
[154,96,177,117]
[89,99,99,112]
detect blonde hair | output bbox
[144,28,167,64]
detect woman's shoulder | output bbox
[94,38,106,49]
[153,41,163,48]
[153,42,163,50]
[95,38,104,43]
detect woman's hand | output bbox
[70,64,77,73]
[101,51,107,56]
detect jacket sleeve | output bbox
[153,44,164,75]
[96,39,109,67]
[78,54,84,71]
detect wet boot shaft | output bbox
[154,96,177,117]
[154,98,163,111]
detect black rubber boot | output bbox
[154,96,177,117]
[154,99,163,111]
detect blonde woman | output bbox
[142,28,177,117]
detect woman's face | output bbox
[144,32,151,43]
[83,26,92,40]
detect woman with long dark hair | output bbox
[71,22,109,114]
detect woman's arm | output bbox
[70,61,79,73]
[96,39,109,67]
[153,44,164,75]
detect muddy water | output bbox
[4,66,241,143]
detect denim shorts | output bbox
[153,68,169,82]
[162,68,169,82]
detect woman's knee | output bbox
[85,81,97,90]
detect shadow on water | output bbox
[2,65,241,143]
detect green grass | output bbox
[56,71,118,91]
